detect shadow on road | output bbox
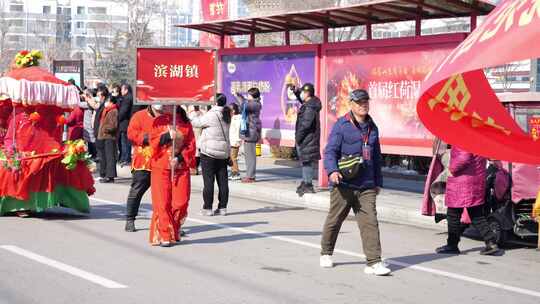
[387,246,507,272]
[226,206,305,216]
[183,224,321,245]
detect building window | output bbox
[9,20,24,27]
[88,7,107,15]
[77,6,85,15]
[43,6,51,14]
[76,22,85,29]
[76,36,86,48]
[8,35,22,42]
[10,4,24,12]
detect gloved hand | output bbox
[159,132,172,146]
[142,134,149,146]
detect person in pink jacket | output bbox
[436,146,501,256]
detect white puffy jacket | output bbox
[190,106,230,159]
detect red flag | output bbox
[417,0,540,164]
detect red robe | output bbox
[127,108,155,171]
[149,113,196,245]
[66,106,84,141]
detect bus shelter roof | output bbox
[176,0,496,36]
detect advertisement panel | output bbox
[53,60,84,87]
[136,48,216,104]
[221,52,316,146]
[325,42,458,156]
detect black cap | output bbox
[301,83,315,96]
[349,89,369,102]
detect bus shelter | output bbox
[178,0,496,186]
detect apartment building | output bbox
[1,0,128,58]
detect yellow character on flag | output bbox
[428,74,471,121]
[519,0,540,26]
[480,0,528,42]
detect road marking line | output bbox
[91,197,540,298]
[0,245,127,289]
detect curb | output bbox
[190,177,444,231]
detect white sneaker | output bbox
[229,174,241,181]
[200,209,213,216]
[364,262,391,276]
[320,255,334,268]
[214,208,227,216]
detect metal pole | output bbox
[11,106,16,151]
[171,105,177,182]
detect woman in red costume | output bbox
[149,105,196,247]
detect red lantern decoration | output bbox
[29,112,41,124]
[56,115,66,126]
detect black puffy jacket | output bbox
[118,94,133,133]
[295,97,322,162]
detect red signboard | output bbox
[202,0,228,21]
[324,42,457,156]
[199,0,234,49]
[136,48,216,104]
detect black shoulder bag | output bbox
[337,112,371,181]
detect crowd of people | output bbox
[65,79,507,276]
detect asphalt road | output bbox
[1,179,539,304]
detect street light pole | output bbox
[24,0,28,49]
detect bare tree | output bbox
[87,0,159,84]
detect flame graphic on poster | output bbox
[281,64,302,124]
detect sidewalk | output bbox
[115,156,443,231]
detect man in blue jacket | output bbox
[320,89,390,276]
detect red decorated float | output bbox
[0,50,95,216]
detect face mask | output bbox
[94,97,100,103]
[300,92,307,101]
[152,104,163,111]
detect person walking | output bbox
[93,86,107,164]
[229,103,242,181]
[294,83,322,196]
[124,105,157,232]
[234,88,262,183]
[189,105,203,175]
[191,94,231,216]
[435,146,501,256]
[118,83,134,166]
[321,89,390,276]
[149,106,196,247]
[96,91,119,183]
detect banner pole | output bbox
[171,105,177,183]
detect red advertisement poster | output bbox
[325,43,457,156]
[136,48,216,104]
